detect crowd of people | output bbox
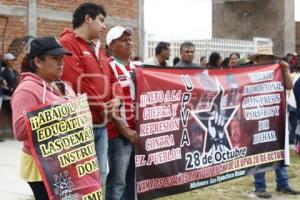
[0,2,299,200]
[0,52,19,142]
[145,41,300,199]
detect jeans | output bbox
[253,166,289,192]
[288,108,297,144]
[106,136,136,200]
[93,127,108,187]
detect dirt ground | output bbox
[158,150,300,200]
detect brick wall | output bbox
[0,0,139,65]
[37,0,138,19]
[0,0,139,136]
[36,20,139,56]
[0,0,28,6]
[0,16,27,66]
[37,18,71,38]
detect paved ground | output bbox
[0,139,33,200]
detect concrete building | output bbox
[212,0,295,56]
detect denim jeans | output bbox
[253,166,289,192]
[105,136,136,200]
[288,105,297,144]
[93,127,108,187]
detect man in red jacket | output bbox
[60,3,123,187]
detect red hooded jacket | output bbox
[11,72,76,155]
[60,28,123,125]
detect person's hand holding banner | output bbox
[279,60,289,72]
[135,64,286,199]
[279,59,293,90]
[25,95,103,200]
[124,129,139,144]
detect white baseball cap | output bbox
[106,26,133,46]
[3,53,16,61]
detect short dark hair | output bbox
[155,42,170,55]
[173,57,180,66]
[72,3,107,29]
[180,42,195,53]
[208,52,222,68]
[221,57,230,68]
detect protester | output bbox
[286,55,300,144]
[2,52,19,128]
[11,37,74,200]
[221,57,230,68]
[287,59,300,144]
[0,67,4,110]
[60,2,123,187]
[249,45,298,199]
[173,56,180,66]
[105,26,138,200]
[236,57,252,66]
[293,56,300,149]
[175,42,200,67]
[145,41,171,66]
[0,68,5,142]
[286,53,293,64]
[228,52,240,67]
[207,52,222,68]
[200,56,207,67]
[286,53,297,71]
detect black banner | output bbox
[25,95,102,200]
[135,64,287,199]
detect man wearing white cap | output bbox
[2,52,18,128]
[249,45,299,198]
[105,26,137,200]
[3,52,16,61]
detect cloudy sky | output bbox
[144,0,300,40]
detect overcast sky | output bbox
[144,0,300,40]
